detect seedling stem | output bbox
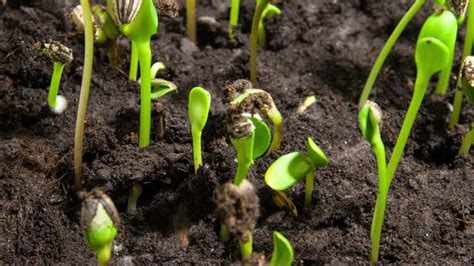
[239,232,253,261]
[459,122,474,156]
[228,0,240,40]
[250,0,271,83]
[137,40,152,147]
[186,0,197,42]
[303,171,314,209]
[129,42,138,80]
[48,62,65,109]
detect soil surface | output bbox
[1,0,473,264]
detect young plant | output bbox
[74,0,95,191]
[127,183,143,213]
[358,0,467,108]
[189,87,211,173]
[216,180,260,262]
[449,0,474,129]
[256,0,281,47]
[108,0,159,147]
[270,231,294,266]
[41,41,73,114]
[250,0,279,82]
[186,0,197,42]
[265,137,328,209]
[458,56,474,156]
[228,0,240,41]
[80,189,120,266]
[358,101,387,264]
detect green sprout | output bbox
[270,231,294,266]
[40,41,73,115]
[186,0,197,42]
[80,189,120,266]
[358,101,387,264]
[216,180,260,262]
[74,0,95,191]
[458,56,474,156]
[250,0,280,82]
[108,0,159,147]
[127,183,143,213]
[449,0,474,129]
[265,137,328,209]
[189,87,211,173]
[459,122,474,156]
[256,0,281,47]
[358,0,469,108]
[228,0,240,41]
[297,95,317,114]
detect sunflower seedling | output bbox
[127,183,143,213]
[458,56,474,156]
[40,41,73,114]
[216,180,260,262]
[189,87,211,173]
[270,231,294,266]
[80,189,120,266]
[265,137,328,209]
[359,0,466,108]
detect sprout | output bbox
[228,0,240,41]
[458,57,474,157]
[108,0,159,147]
[216,180,260,262]
[256,0,281,47]
[297,95,316,114]
[80,189,120,266]
[186,0,197,42]
[358,101,388,264]
[265,137,328,209]
[127,183,143,213]
[188,87,211,173]
[459,122,474,156]
[40,41,73,115]
[249,0,280,82]
[270,231,294,266]
[74,0,96,191]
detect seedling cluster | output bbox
[24,0,472,264]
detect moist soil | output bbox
[1,0,473,264]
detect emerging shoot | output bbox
[216,180,260,262]
[256,0,281,47]
[458,56,474,156]
[127,183,143,213]
[41,41,73,114]
[270,231,294,266]
[80,189,120,266]
[265,137,328,209]
[186,0,197,42]
[189,87,211,173]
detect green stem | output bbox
[449,0,474,129]
[233,155,252,186]
[228,0,240,40]
[434,53,454,95]
[186,0,197,42]
[129,41,138,81]
[304,170,314,209]
[239,232,253,261]
[386,72,429,183]
[459,123,474,156]
[137,40,152,148]
[97,244,112,266]
[74,0,94,191]
[370,137,388,264]
[358,0,425,108]
[48,62,65,108]
[192,128,202,173]
[219,223,230,242]
[250,0,270,83]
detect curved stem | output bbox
[239,232,253,261]
[449,0,474,129]
[228,0,240,40]
[129,41,138,81]
[192,128,202,173]
[250,0,270,83]
[233,154,252,186]
[48,62,64,108]
[304,170,314,209]
[186,0,196,42]
[370,137,387,264]
[74,0,95,191]
[358,0,425,108]
[137,40,152,148]
[386,72,429,183]
[434,53,454,95]
[459,123,474,156]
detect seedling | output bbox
[127,183,143,213]
[458,56,474,156]
[270,231,294,266]
[449,0,474,129]
[297,95,317,114]
[186,0,197,42]
[358,12,457,261]
[41,41,73,114]
[108,0,159,147]
[359,0,467,108]
[189,87,211,173]
[228,0,240,41]
[80,189,120,266]
[250,0,280,82]
[74,0,95,191]
[216,180,260,262]
[265,137,328,209]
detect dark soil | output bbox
[1,0,473,264]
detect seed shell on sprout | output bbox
[114,0,142,24]
[462,56,474,88]
[447,0,468,16]
[42,41,73,65]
